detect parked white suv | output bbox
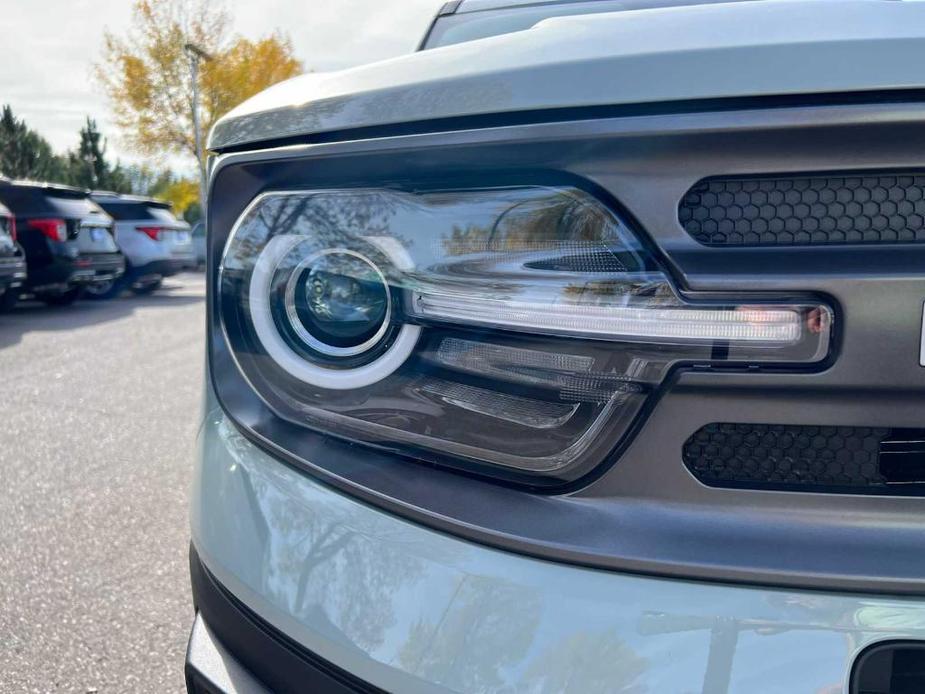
[88,192,196,297]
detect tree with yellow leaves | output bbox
[96,0,302,209]
[158,178,201,220]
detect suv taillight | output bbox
[138,226,163,241]
[27,218,67,242]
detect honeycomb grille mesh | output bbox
[679,173,925,247]
[683,423,890,490]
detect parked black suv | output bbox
[0,200,27,312]
[0,179,125,305]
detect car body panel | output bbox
[0,181,124,295]
[0,202,27,296]
[209,0,925,151]
[92,195,195,279]
[0,254,27,295]
[191,222,206,267]
[112,222,195,270]
[194,2,925,690]
[192,400,925,694]
[0,201,18,257]
[75,224,120,254]
[203,104,925,596]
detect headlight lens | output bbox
[219,186,832,482]
[290,249,390,351]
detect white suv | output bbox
[89,192,195,297]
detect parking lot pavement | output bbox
[0,274,205,693]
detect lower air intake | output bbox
[679,173,925,247]
[683,423,925,494]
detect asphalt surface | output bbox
[0,274,205,693]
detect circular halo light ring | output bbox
[249,235,420,390]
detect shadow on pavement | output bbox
[0,275,205,351]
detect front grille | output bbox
[852,642,925,694]
[679,173,925,247]
[683,423,925,494]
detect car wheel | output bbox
[0,288,19,313]
[130,278,163,295]
[84,277,124,300]
[40,287,85,306]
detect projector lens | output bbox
[284,249,391,357]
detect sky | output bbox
[0,0,445,173]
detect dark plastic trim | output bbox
[455,0,758,11]
[416,1,463,51]
[678,170,925,248]
[850,640,925,694]
[189,545,385,694]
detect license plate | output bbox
[176,231,190,243]
[89,227,105,242]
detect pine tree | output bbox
[67,117,131,192]
[68,118,106,188]
[0,105,68,181]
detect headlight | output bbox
[219,185,832,483]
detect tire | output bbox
[130,278,163,295]
[84,276,125,300]
[40,287,85,306]
[0,287,19,313]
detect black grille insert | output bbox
[852,642,925,694]
[683,423,925,494]
[679,173,925,247]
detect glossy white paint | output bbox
[108,221,191,269]
[192,395,925,693]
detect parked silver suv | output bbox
[188,1,925,692]
[89,192,195,297]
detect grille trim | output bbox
[679,173,925,247]
[683,423,925,494]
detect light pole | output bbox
[184,42,212,219]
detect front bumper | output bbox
[187,547,385,693]
[191,404,925,694]
[186,613,269,694]
[133,256,196,280]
